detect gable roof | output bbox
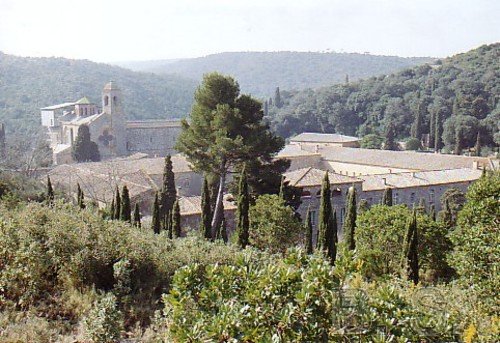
[284,167,361,188]
[319,146,490,171]
[180,194,237,216]
[75,96,92,105]
[290,132,359,143]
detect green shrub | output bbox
[83,293,123,343]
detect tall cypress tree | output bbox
[384,122,398,150]
[159,155,177,220]
[166,211,173,239]
[133,203,141,228]
[474,131,481,156]
[429,203,436,221]
[237,166,250,249]
[110,199,115,219]
[417,198,426,214]
[71,124,100,162]
[120,185,131,223]
[434,111,443,151]
[318,171,336,264]
[200,177,212,239]
[305,207,313,255]
[329,209,338,265]
[411,101,423,140]
[454,128,463,155]
[429,110,435,148]
[47,176,54,206]
[220,217,228,244]
[440,198,454,229]
[172,199,181,238]
[274,87,283,108]
[76,183,85,209]
[151,193,161,234]
[278,176,285,200]
[405,210,419,285]
[114,187,121,220]
[343,187,357,251]
[382,187,393,206]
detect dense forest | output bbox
[116,51,433,96]
[0,52,197,134]
[268,43,499,155]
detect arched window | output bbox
[104,96,109,106]
[113,96,117,105]
[332,187,342,196]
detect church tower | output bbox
[101,81,127,156]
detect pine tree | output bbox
[151,193,161,234]
[46,176,54,206]
[133,203,141,228]
[474,131,481,156]
[318,171,337,264]
[237,166,250,249]
[172,199,181,238]
[429,203,436,221]
[120,185,131,223]
[382,187,393,206]
[159,155,177,220]
[384,122,398,150]
[114,187,121,220]
[71,124,100,162]
[343,186,357,251]
[405,210,419,285]
[200,177,212,239]
[274,87,283,108]
[304,207,313,255]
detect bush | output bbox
[83,293,123,343]
[249,194,303,253]
[406,137,422,150]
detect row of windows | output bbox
[301,187,343,198]
[79,107,96,116]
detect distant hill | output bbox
[0,52,197,134]
[268,43,499,154]
[116,51,434,96]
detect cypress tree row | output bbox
[133,203,141,228]
[114,187,121,220]
[237,166,250,249]
[159,155,177,220]
[382,187,393,206]
[120,185,131,223]
[304,207,313,255]
[343,186,357,251]
[172,199,181,238]
[46,176,54,206]
[151,193,161,234]
[318,171,336,264]
[200,177,212,239]
[405,210,419,285]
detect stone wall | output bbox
[126,125,181,157]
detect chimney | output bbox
[472,161,479,169]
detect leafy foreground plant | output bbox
[161,248,469,342]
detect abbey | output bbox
[41,82,182,164]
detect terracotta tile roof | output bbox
[360,168,482,191]
[319,146,490,171]
[290,132,359,143]
[179,194,237,216]
[276,144,320,158]
[284,167,361,188]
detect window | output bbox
[104,96,109,106]
[113,96,117,105]
[84,107,87,116]
[410,192,416,204]
[301,190,311,198]
[340,208,346,225]
[394,192,399,205]
[332,187,342,196]
[429,189,435,203]
[150,137,153,143]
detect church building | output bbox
[41,82,182,164]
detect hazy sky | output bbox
[0,0,498,62]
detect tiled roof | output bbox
[126,120,182,129]
[179,194,237,216]
[319,146,490,171]
[75,96,92,105]
[284,167,361,187]
[276,144,320,158]
[48,154,194,203]
[360,168,482,191]
[290,132,359,143]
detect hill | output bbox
[268,43,499,154]
[116,51,434,96]
[0,52,197,134]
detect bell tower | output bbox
[101,81,127,156]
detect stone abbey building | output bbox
[41,82,182,164]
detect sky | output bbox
[0,0,498,62]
